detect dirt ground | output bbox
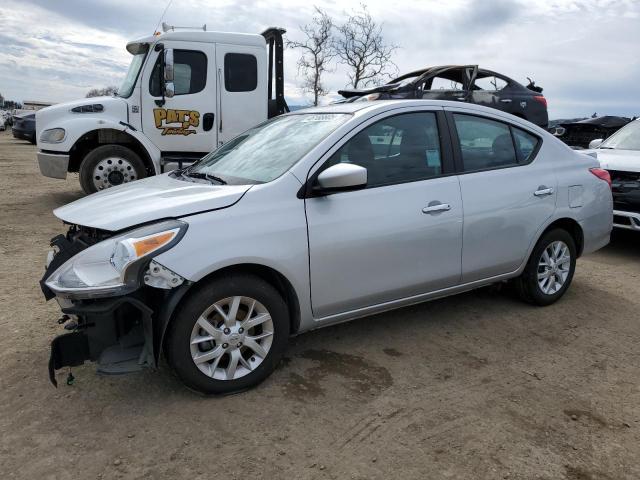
[0,130,639,480]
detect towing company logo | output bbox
[153,108,200,136]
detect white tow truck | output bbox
[36,26,289,193]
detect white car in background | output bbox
[0,115,6,131]
[588,119,640,231]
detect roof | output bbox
[127,30,266,54]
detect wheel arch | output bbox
[156,262,302,364]
[539,217,584,257]
[68,128,155,175]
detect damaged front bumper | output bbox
[48,296,154,386]
[41,227,191,387]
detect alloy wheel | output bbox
[537,240,571,295]
[189,296,274,381]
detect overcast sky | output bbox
[1,0,639,119]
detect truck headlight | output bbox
[40,128,66,143]
[45,220,187,298]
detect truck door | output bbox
[141,42,217,159]
[215,44,267,146]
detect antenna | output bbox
[153,0,173,34]
[162,22,207,32]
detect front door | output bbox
[141,42,217,155]
[306,110,463,318]
[447,111,557,283]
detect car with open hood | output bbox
[42,100,611,394]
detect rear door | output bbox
[420,66,477,103]
[447,110,557,282]
[470,73,511,114]
[141,42,217,155]
[215,44,267,147]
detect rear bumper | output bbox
[613,209,640,231]
[37,151,69,179]
[12,127,34,142]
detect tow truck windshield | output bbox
[118,47,148,99]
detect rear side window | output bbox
[512,127,539,162]
[224,53,257,92]
[150,50,207,96]
[453,114,539,171]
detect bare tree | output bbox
[335,4,397,88]
[287,7,335,106]
[86,86,118,98]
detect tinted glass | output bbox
[512,127,539,162]
[323,112,442,187]
[189,113,350,184]
[224,53,258,92]
[150,50,207,96]
[453,114,518,171]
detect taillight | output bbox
[533,95,547,108]
[589,167,611,188]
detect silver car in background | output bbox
[42,100,613,394]
[588,118,640,231]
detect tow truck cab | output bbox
[36,27,288,193]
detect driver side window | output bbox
[321,112,443,188]
[149,50,207,96]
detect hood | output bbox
[54,174,252,231]
[589,149,640,173]
[36,96,127,141]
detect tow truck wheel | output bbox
[79,144,146,194]
[165,274,290,395]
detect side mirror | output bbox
[588,138,604,149]
[314,163,367,194]
[163,49,174,81]
[163,49,175,98]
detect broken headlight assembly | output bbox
[45,220,187,299]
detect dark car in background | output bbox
[12,112,36,144]
[338,65,549,128]
[549,115,633,149]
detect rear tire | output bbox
[79,145,146,194]
[165,274,290,394]
[515,228,576,306]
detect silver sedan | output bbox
[44,100,613,394]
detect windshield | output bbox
[600,120,640,151]
[118,48,148,98]
[186,113,351,184]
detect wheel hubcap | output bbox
[92,157,137,190]
[537,240,571,295]
[190,296,274,381]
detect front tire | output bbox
[79,144,147,194]
[516,228,577,306]
[165,274,290,394]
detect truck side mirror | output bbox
[163,49,175,98]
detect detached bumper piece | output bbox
[48,332,90,387]
[48,297,155,387]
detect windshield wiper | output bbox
[182,171,227,185]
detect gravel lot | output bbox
[1,130,639,479]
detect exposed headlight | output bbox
[45,220,187,298]
[40,128,66,143]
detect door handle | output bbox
[422,203,451,214]
[534,187,554,197]
[203,113,215,132]
[500,99,512,103]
